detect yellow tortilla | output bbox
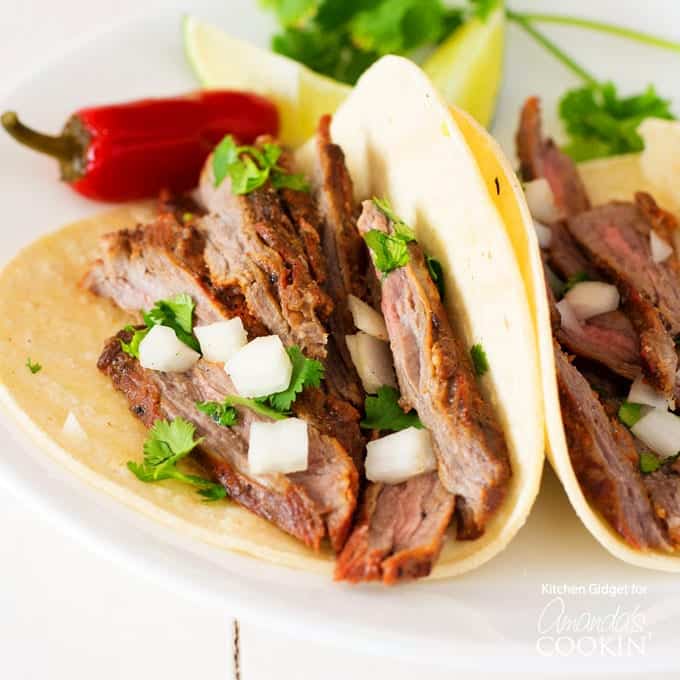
[455,107,680,571]
[0,57,545,578]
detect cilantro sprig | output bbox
[364,197,416,275]
[212,135,309,195]
[25,357,42,374]
[195,346,324,427]
[361,386,423,431]
[121,293,200,359]
[127,418,227,501]
[262,0,496,85]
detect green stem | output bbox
[506,11,598,84]
[508,11,680,53]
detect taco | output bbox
[0,56,543,583]
[456,90,680,570]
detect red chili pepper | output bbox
[1,91,279,202]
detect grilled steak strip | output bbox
[83,213,266,336]
[568,197,680,335]
[643,458,680,547]
[554,346,671,551]
[358,200,511,538]
[335,473,455,584]
[516,96,591,217]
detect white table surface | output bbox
[1,2,678,678]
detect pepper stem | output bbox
[1,111,77,163]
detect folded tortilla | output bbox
[0,56,544,577]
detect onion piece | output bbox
[628,375,668,410]
[533,219,553,248]
[564,281,620,321]
[346,332,396,394]
[524,178,563,224]
[556,299,581,334]
[365,427,436,484]
[650,230,673,264]
[248,418,308,474]
[347,294,388,340]
[62,411,87,442]
[631,409,680,459]
[195,318,247,363]
[139,325,200,373]
[226,335,292,398]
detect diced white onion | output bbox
[556,299,581,334]
[650,230,673,264]
[347,294,388,340]
[524,178,562,224]
[248,418,308,474]
[195,318,247,363]
[533,219,553,248]
[365,427,437,484]
[632,409,680,459]
[564,281,620,321]
[139,325,200,373]
[62,411,87,442]
[346,332,396,394]
[226,335,292,398]
[628,375,668,410]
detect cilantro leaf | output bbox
[361,386,423,431]
[470,343,489,377]
[25,357,42,374]
[639,450,661,475]
[127,417,226,501]
[372,197,416,241]
[364,197,417,275]
[560,82,675,162]
[268,346,325,412]
[426,256,445,299]
[196,400,238,427]
[120,325,149,359]
[212,135,310,196]
[224,395,289,421]
[143,294,200,353]
[618,402,643,428]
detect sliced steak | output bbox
[643,463,680,547]
[555,346,670,551]
[199,170,332,360]
[358,201,511,538]
[547,221,600,281]
[557,310,640,381]
[516,97,591,217]
[82,213,266,336]
[98,330,358,552]
[568,199,680,334]
[335,472,455,584]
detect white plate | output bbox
[1,0,679,672]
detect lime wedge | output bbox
[183,16,351,147]
[423,5,505,127]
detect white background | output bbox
[1,1,679,678]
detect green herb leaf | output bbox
[561,271,590,295]
[127,417,226,501]
[268,346,325,412]
[639,450,661,475]
[618,401,643,428]
[25,357,42,374]
[470,343,489,377]
[196,400,238,427]
[144,294,200,353]
[224,395,289,420]
[259,0,318,27]
[212,135,310,196]
[361,386,423,431]
[426,256,445,299]
[560,82,675,162]
[372,197,416,241]
[197,485,229,501]
[364,197,417,275]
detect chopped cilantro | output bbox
[196,400,238,427]
[639,450,661,475]
[618,402,643,428]
[561,271,590,296]
[559,82,675,161]
[426,256,445,299]
[470,343,489,377]
[361,386,423,431]
[212,135,309,195]
[127,418,227,501]
[120,293,199,358]
[25,357,42,374]
[221,395,289,421]
[364,197,416,275]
